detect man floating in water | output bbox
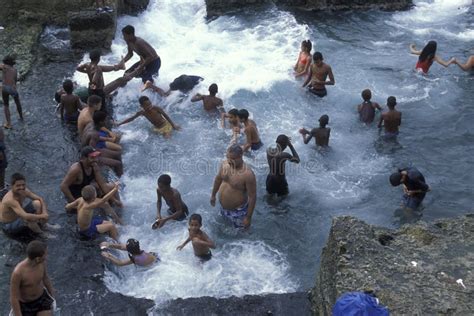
[299,114,331,147]
[378,96,401,140]
[302,52,335,98]
[210,144,256,229]
[266,135,300,198]
[390,167,430,211]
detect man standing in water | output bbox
[122,25,161,85]
[357,89,382,124]
[390,167,430,211]
[266,135,300,197]
[302,52,335,98]
[210,144,256,228]
[378,96,401,139]
[10,240,55,316]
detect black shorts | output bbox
[308,86,327,98]
[19,289,54,316]
[266,175,289,196]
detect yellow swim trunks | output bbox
[153,121,173,136]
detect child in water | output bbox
[299,114,331,147]
[177,214,215,262]
[100,238,159,267]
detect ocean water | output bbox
[72,0,474,304]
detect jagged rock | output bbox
[311,215,474,315]
[68,10,117,51]
[117,0,151,15]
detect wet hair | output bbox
[27,241,47,260]
[89,49,101,63]
[418,41,437,63]
[227,143,243,157]
[93,111,107,127]
[319,114,329,127]
[387,96,397,108]
[389,172,402,186]
[228,108,239,116]
[11,173,25,186]
[2,55,16,66]
[189,213,202,225]
[276,134,289,147]
[313,52,323,62]
[209,83,218,95]
[238,109,249,120]
[362,89,372,102]
[139,96,150,106]
[81,185,97,202]
[63,79,74,94]
[122,25,135,35]
[126,239,141,256]
[158,174,171,186]
[87,95,102,107]
[302,40,312,53]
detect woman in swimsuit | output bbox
[409,41,454,74]
[100,239,159,267]
[294,40,312,78]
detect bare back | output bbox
[382,110,401,133]
[129,37,158,61]
[78,108,94,135]
[312,127,330,147]
[14,259,46,302]
[60,94,82,115]
[1,64,17,86]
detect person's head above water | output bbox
[93,111,107,128]
[63,79,74,94]
[126,238,142,255]
[276,134,290,150]
[139,96,152,109]
[189,213,202,226]
[81,185,97,202]
[27,240,47,263]
[319,114,329,127]
[313,52,323,64]
[389,170,403,186]
[157,174,171,190]
[89,49,101,63]
[81,145,101,160]
[209,83,218,96]
[238,109,249,122]
[2,55,16,66]
[87,95,102,109]
[122,25,136,42]
[387,96,397,109]
[226,144,244,168]
[301,40,312,53]
[419,40,437,63]
[362,89,372,102]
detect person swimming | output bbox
[409,41,454,74]
[100,238,159,267]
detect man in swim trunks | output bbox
[122,25,161,84]
[266,135,300,197]
[77,95,102,137]
[142,74,204,97]
[390,167,430,211]
[60,146,122,215]
[378,96,401,139]
[115,96,180,138]
[299,114,331,147]
[210,144,256,228]
[10,240,55,316]
[0,173,49,235]
[357,89,382,124]
[1,55,23,129]
[152,174,189,229]
[59,79,83,123]
[191,83,224,113]
[238,109,263,152]
[302,52,335,98]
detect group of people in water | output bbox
[0,16,472,314]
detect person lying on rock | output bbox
[177,214,215,262]
[101,238,159,267]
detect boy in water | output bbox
[299,114,331,147]
[177,214,215,262]
[115,96,180,138]
[302,52,335,98]
[152,174,189,229]
[191,83,224,113]
[59,79,83,123]
[357,89,382,124]
[1,55,23,129]
[65,184,120,240]
[238,109,263,151]
[378,96,401,139]
[77,95,102,136]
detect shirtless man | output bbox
[210,144,257,228]
[191,83,224,112]
[122,25,161,85]
[1,55,23,129]
[60,146,122,218]
[152,174,189,229]
[10,241,55,316]
[115,96,180,138]
[452,55,474,71]
[266,135,300,197]
[76,49,125,111]
[302,52,335,98]
[77,95,102,136]
[59,79,83,123]
[238,109,263,152]
[378,96,401,139]
[0,173,48,235]
[357,89,382,124]
[299,114,331,147]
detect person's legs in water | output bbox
[96,220,118,240]
[13,95,23,121]
[2,91,12,128]
[309,86,327,98]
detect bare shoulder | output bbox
[243,163,256,178]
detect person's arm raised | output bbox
[409,44,421,56]
[88,183,119,209]
[288,141,300,163]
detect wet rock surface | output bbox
[68,10,117,51]
[311,215,474,315]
